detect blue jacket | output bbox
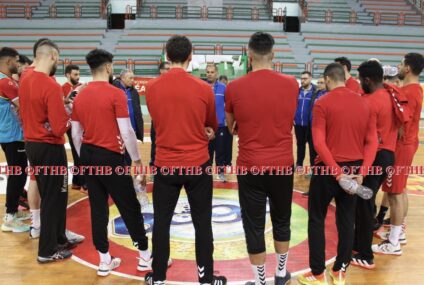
[294,84,315,126]
[212,81,226,127]
[309,89,327,123]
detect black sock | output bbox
[376,206,389,223]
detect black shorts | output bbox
[237,171,293,254]
[363,149,395,192]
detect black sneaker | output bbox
[37,249,72,264]
[144,272,166,285]
[351,253,376,270]
[212,275,227,285]
[57,240,79,251]
[275,271,291,285]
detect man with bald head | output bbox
[19,39,73,263]
[113,69,144,166]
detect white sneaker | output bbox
[97,257,121,276]
[15,211,31,221]
[375,230,407,245]
[372,240,402,256]
[137,257,173,272]
[1,214,30,233]
[30,226,40,239]
[66,230,85,244]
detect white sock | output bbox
[276,252,288,277]
[30,209,40,228]
[139,249,151,260]
[251,264,266,285]
[389,225,402,245]
[99,251,111,264]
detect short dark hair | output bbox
[85,49,113,71]
[159,61,170,70]
[358,60,383,83]
[166,36,192,64]
[65,64,80,75]
[36,39,60,54]
[18,54,32,65]
[301,71,312,77]
[334,57,352,72]
[33,37,50,57]
[404,53,424,76]
[219,75,228,81]
[248,32,275,55]
[324,63,346,82]
[0,47,19,60]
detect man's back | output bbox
[146,68,217,167]
[401,83,423,145]
[313,86,371,163]
[225,69,298,168]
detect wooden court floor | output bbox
[0,130,423,285]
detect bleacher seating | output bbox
[305,0,373,24]
[359,0,422,25]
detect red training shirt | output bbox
[346,76,362,94]
[72,81,129,154]
[0,75,19,101]
[146,68,217,167]
[362,88,398,152]
[225,69,299,168]
[19,70,70,144]
[400,83,423,145]
[312,86,378,176]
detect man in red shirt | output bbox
[71,49,153,277]
[350,60,399,270]
[298,63,378,285]
[335,57,362,94]
[145,36,226,285]
[225,32,298,285]
[19,40,74,263]
[373,53,424,255]
[61,64,86,192]
[0,47,31,233]
[62,64,81,97]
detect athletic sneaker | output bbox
[1,215,30,232]
[374,230,407,245]
[351,253,375,269]
[65,230,85,244]
[275,271,291,285]
[373,218,382,231]
[71,184,82,190]
[372,240,402,256]
[29,226,40,239]
[144,272,165,285]
[137,257,173,271]
[97,256,121,277]
[218,173,226,182]
[37,249,72,264]
[329,269,345,285]
[298,271,328,285]
[15,211,31,221]
[210,275,227,285]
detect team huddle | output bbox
[0,31,423,285]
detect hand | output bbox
[351,174,363,185]
[231,121,238,135]
[205,127,215,140]
[136,174,147,187]
[74,83,87,93]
